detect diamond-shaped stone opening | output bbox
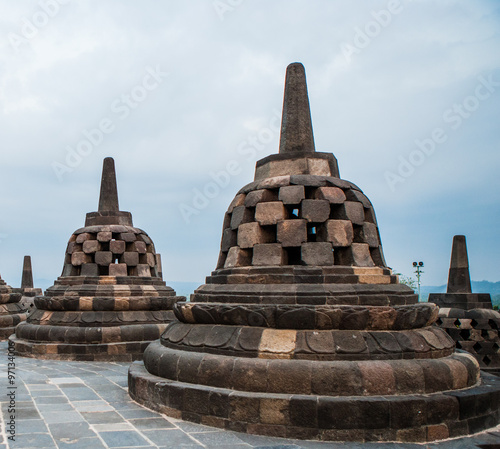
[471,319,479,328]
[454,319,461,328]
[435,318,443,326]
[489,319,499,329]
[459,329,471,340]
[473,342,482,352]
[493,342,500,351]
[483,355,492,366]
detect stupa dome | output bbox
[0,274,26,340]
[129,63,500,443]
[11,158,184,360]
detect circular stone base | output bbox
[0,326,17,341]
[128,361,500,443]
[10,335,154,361]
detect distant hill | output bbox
[420,281,500,306]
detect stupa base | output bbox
[10,335,159,361]
[128,361,500,442]
[0,326,18,341]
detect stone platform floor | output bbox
[1,342,500,449]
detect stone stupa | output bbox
[129,63,500,442]
[0,272,26,340]
[430,235,500,375]
[11,158,184,361]
[18,255,42,314]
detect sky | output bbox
[0,0,499,292]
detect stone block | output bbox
[255,202,286,225]
[71,252,91,266]
[334,201,365,225]
[66,242,81,254]
[97,231,112,242]
[318,220,353,247]
[346,189,372,208]
[277,220,307,247]
[336,244,375,267]
[314,186,346,204]
[76,233,93,244]
[221,228,237,252]
[122,252,139,266]
[134,241,147,254]
[110,240,126,254]
[83,240,101,254]
[301,242,333,266]
[146,253,156,267]
[120,232,136,242]
[224,247,252,268]
[95,251,113,266]
[230,206,254,230]
[108,262,127,276]
[80,263,99,277]
[228,193,246,212]
[245,189,278,207]
[279,185,305,205]
[137,264,152,277]
[300,199,330,222]
[252,244,287,266]
[237,222,274,248]
[361,223,379,248]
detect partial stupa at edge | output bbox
[0,270,26,340]
[430,235,500,374]
[10,158,184,361]
[129,63,500,442]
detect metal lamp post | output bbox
[413,261,424,301]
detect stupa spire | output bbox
[21,255,34,289]
[85,157,132,226]
[279,62,315,154]
[98,157,120,212]
[447,235,472,293]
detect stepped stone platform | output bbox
[430,235,500,374]
[10,158,184,361]
[0,273,26,341]
[129,63,500,442]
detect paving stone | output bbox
[99,430,150,447]
[129,417,175,430]
[141,428,199,446]
[81,410,125,424]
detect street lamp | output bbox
[413,261,424,301]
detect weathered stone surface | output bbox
[245,189,277,207]
[279,185,305,204]
[300,199,330,223]
[238,223,274,248]
[253,244,287,266]
[224,247,252,268]
[301,242,333,266]
[277,220,307,247]
[230,206,254,230]
[334,201,365,225]
[318,220,353,247]
[314,186,346,204]
[255,202,286,225]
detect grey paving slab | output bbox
[9,433,56,448]
[142,429,199,446]
[128,418,175,430]
[98,430,150,447]
[48,421,96,440]
[190,431,249,446]
[80,411,125,424]
[56,437,107,449]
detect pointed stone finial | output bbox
[279,62,315,154]
[21,255,34,289]
[447,235,472,293]
[98,157,120,212]
[85,157,132,226]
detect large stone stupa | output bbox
[430,235,500,375]
[0,272,26,340]
[11,158,184,361]
[129,63,500,442]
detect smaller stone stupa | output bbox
[430,235,500,374]
[11,158,184,360]
[18,256,42,314]
[0,272,26,340]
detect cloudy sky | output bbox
[0,0,499,292]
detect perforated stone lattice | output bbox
[62,225,159,277]
[216,176,386,270]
